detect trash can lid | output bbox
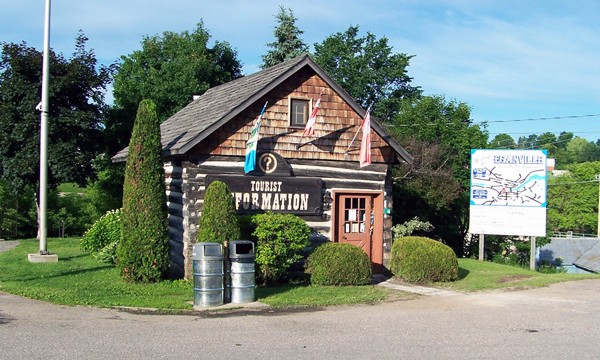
[228,240,254,257]
[192,242,223,259]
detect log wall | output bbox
[167,155,394,279]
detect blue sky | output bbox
[1,0,599,142]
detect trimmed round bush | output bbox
[390,236,458,283]
[81,208,122,254]
[306,243,372,286]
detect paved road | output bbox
[0,240,19,253]
[2,279,600,359]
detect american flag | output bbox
[302,95,321,137]
[359,108,372,167]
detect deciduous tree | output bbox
[391,95,488,256]
[0,34,112,193]
[313,25,420,121]
[547,161,600,234]
[110,22,242,153]
[488,133,516,149]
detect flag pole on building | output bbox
[296,92,323,149]
[244,101,268,174]
[345,105,371,154]
[29,0,57,262]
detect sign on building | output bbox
[206,175,323,215]
[469,149,547,236]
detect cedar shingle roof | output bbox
[113,54,413,164]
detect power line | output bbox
[473,113,600,124]
[388,113,600,128]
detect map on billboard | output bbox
[469,149,547,237]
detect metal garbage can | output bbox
[192,242,224,307]
[227,240,255,304]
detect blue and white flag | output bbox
[244,102,268,173]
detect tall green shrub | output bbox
[252,212,310,284]
[390,236,458,283]
[306,243,372,286]
[117,99,170,283]
[197,181,240,244]
[81,208,122,253]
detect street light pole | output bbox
[29,0,57,263]
[39,0,51,255]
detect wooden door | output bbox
[337,194,372,258]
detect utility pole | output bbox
[597,175,600,238]
[530,236,536,271]
[29,0,57,263]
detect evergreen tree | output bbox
[197,181,240,244]
[261,6,308,68]
[118,99,170,282]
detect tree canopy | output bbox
[0,33,112,193]
[489,133,517,149]
[547,161,600,234]
[261,6,308,69]
[313,25,421,121]
[391,95,488,255]
[110,22,242,153]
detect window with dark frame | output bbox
[290,99,309,127]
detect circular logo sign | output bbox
[258,153,278,174]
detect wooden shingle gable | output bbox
[113,54,413,165]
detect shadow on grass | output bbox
[12,264,114,282]
[255,283,303,299]
[59,253,91,261]
[458,267,470,280]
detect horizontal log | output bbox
[167,202,183,217]
[167,191,183,204]
[168,214,184,231]
[168,226,183,242]
[321,179,384,191]
[168,260,185,279]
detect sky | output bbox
[1,0,599,143]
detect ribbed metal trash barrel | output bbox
[227,240,255,304]
[192,242,224,307]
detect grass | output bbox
[256,283,403,307]
[0,238,192,310]
[438,258,600,292]
[2,239,599,311]
[57,182,87,194]
[0,238,397,310]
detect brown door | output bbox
[337,194,372,258]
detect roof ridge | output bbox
[202,54,309,95]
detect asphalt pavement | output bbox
[0,239,19,253]
[2,241,600,359]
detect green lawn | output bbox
[439,258,600,292]
[1,239,598,311]
[0,238,398,310]
[57,182,87,194]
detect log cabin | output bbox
[114,54,413,279]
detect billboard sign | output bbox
[469,149,547,236]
